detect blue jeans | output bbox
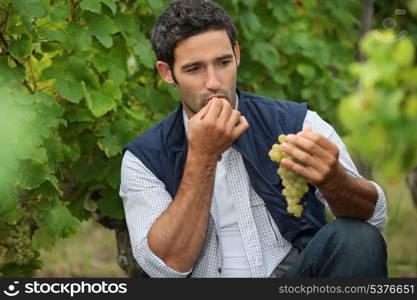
[282,218,388,278]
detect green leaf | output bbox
[97,119,136,157]
[47,175,63,197]
[67,191,93,221]
[19,161,48,190]
[49,0,71,23]
[9,33,32,61]
[296,63,316,80]
[32,228,55,251]
[145,0,163,10]
[133,34,156,68]
[98,188,125,219]
[38,205,81,238]
[84,12,119,48]
[114,12,137,36]
[65,106,95,122]
[0,57,25,83]
[80,0,102,13]
[44,56,100,90]
[30,92,66,134]
[101,0,117,14]
[0,259,43,277]
[55,78,84,103]
[250,41,280,71]
[80,0,116,14]
[92,50,109,72]
[42,28,67,42]
[88,90,116,117]
[64,23,92,52]
[92,43,128,84]
[102,80,121,100]
[106,157,121,189]
[72,155,106,183]
[240,10,262,40]
[11,0,47,18]
[0,191,22,225]
[123,106,146,121]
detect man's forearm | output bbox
[147,150,217,272]
[318,163,378,220]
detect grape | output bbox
[268,134,309,218]
[5,220,35,265]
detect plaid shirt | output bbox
[120,109,387,278]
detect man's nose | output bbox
[205,67,221,91]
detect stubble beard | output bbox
[181,88,236,117]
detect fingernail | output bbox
[286,135,294,141]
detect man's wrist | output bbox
[187,148,219,167]
[317,162,349,197]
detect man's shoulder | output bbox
[124,107,180,153]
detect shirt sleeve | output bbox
[303,110,387,232]
[119,150,193,277]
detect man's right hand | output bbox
[187,97,249,161]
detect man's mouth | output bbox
[205,95,226,105]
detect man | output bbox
[120,0,387,278]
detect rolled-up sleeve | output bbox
[304,110,387,232]
[119,150,193,277]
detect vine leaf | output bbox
[10,0,47,18]
[98,188,124,220]
[84,12,119,48]
[32,228,55,251]
[9,34,32,61]
[0,58,25,83]
[37,205,81,239]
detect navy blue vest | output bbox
[124,89,327,251]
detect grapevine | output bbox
[269,134,309,217]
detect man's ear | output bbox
[233,42,240,67]
[156,61,175,84]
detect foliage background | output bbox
[0,0,416,277]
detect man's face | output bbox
[170,30,240,118]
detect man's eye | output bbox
[186,66,200,72]
[220,60,231,66]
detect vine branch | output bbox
[24,58,37,92]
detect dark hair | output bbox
[151,0,237,68]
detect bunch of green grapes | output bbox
[268,134,309,217]
[5,221,35,265]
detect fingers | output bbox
[297,126,339,156]
[204,97,224,122]
[195,100,212,120]
[280,127,340,186]
[195,96,248,140]
[218,98,232,125]
[281,142,328,175]
[280,158,323,185]
[284,134,326,161]
[225,109,241,130]
[232,115,249,139]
